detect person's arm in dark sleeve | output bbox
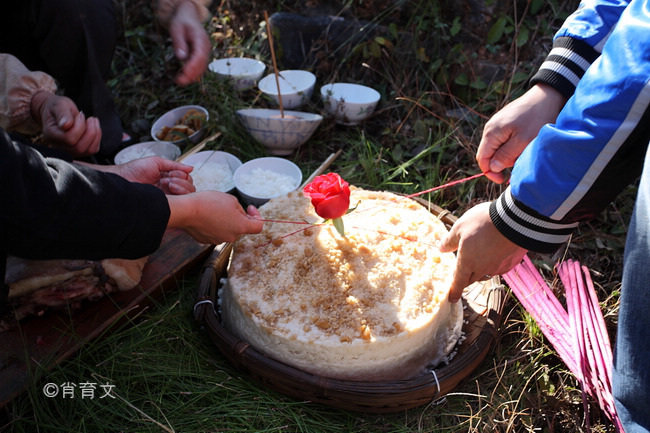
[0,129,170,260]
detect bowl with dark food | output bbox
[151,105,209,145]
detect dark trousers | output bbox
[0,0,123,157]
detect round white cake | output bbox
[222,187,463,381]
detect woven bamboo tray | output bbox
[194,202,505,413]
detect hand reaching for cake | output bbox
[167,192,264,244]
[439,202,527,302]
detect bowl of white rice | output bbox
[114,141,181,165]
[233,157,303,207]
[181,151,242,193]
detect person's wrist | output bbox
[167,194,196,229]
[172,0,201,22]
[30,90,53,124]
[532,83,567,112]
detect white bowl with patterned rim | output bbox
[236,108,322,156]
[209,57,266,90]
[320,83,380,125]
[258,70,316,109]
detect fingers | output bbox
[448,265,472,303]
[171,24,210,85]
[245,205,264,234]
[166,169,192,179]
[46,111,84,143]
[247,205,261,218]
[54,106,77,132]
[176,38,210,85]
[159,165,195,194]
[156,159,194,175]
[441,227,470,303]
[161,177,196,195]
[173,29,190,61]
[477,123,511,183]
[48,113,101,157]
[72,116,102,156]
[438,227,459,253]
[245,215,265,234]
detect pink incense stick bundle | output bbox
[503,256,622,431]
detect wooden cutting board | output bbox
[0,229,213,406]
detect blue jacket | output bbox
[491,0,650,253]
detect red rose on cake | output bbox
[303,173,351,219]
[303,173,352,237]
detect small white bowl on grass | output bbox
[151,105,209,145]
[114,141,181,165]
[320,82,380,125]
[258,70,316,109]
[209,57,266,90]
[181,151,242,193]
[234,157,303,207]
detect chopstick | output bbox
[264,11,284,118]
[299,149,343,189]
[176,132,221,162]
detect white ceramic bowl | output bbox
[114,141,181,164]
[233,157,303,207]
[236,108,323,156]
[320,82,380,125]
[258,70,316,109]
[209,57,266,90]
[151,105,209,145]
[181,150,242,192]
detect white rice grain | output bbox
[238,168,295,197]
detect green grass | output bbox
[0,279,588,432]
[2,0,629,431]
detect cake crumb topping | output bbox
[228,188,456,343]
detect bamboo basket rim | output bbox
[194,200,505,413]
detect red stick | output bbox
[503,258,578,372]
[405,172,486,199]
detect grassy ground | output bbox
[2,0,632,431]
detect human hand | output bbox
[439,202,527,303]
[30,91,101,157]
[477,84,566,183]
[115,157,195,194]
[168,1,211,85]
[167,192,264,243]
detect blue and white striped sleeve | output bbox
[490,0,650,253]
[530,0,631,98]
